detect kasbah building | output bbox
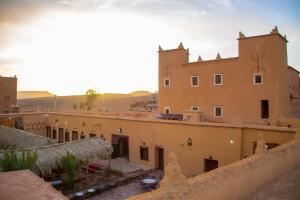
[1,27,300,177]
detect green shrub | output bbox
[61,152,78,190]
[0,149,38,172]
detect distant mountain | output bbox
[129,90,152,97]
[17,92,158,112]
[18,91,54,99]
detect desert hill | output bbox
[129,90,152,97]
[18,91,54,99]
[17,91,157,111]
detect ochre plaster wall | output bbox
[14,113,295,177]
[158,31,292,124]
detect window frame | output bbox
[214,73,223,86]
[191,75,199,87]
[191,106,200,111]
[253,73,263,85]
[214,106,223,118]
[164,78,170,87]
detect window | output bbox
[214,106,223,117]
[253,73,263,85]
[140,146,149,161]
[164,107,170,115]
[191,106,199,111]
[89,133,96,138]
[4,96,10,100]
[191,76,199,87]
[261,100,269,119]
[164,78,170,87]
[214,74,223,85]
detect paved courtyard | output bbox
[85,170,163,200]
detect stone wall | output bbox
[128,137,300,200]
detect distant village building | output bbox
[130,95,158,112]
[0,75,18,114]
[158,27,300,124]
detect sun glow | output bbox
[7,11,170,95]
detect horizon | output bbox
[0,0,300,96]
[17,89,155,96]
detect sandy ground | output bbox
[246,165,300,200]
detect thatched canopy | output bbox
[0,125,113,176]
[0,125,51,149]
[32,138,113,176]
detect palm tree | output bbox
[0,149,38,173]
[61,152,78,190]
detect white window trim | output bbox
[191,106,200,111]
[164,107,170,114]
[214,106,223,118]
[164,78,170,87]
[214,73,223,86]
[191,75,199,87]
[253,73,263,85]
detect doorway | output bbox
[46,126,51,138]
[58,128,64,143]
[261,100,269,119]
[204,158,218,172]
[111,134,129,161]
[155,147,164,170]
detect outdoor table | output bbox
[75,192,84,200]
[75,192,84,197]
[88,188,95,193]
[142,178,156,184]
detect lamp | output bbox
[118,128,123,134]
[187,138,192,146]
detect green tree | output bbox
[85,89,98,110]
[0,150,38,173]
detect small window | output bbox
[191,76,199,87]
[191,106,199,111]
[214,74,223,85]
[140,146,149,161]
[214,106,223,117]
[253,73,263,85]
[164,107,170,115]
[4,96,10,100]
[89,133,96,138]
[164,78,170,87]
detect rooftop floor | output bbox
[247,164,300,200]
[0,170,67,200]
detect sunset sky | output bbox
[0,0,300,96]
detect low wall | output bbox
[128,138,300,200]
